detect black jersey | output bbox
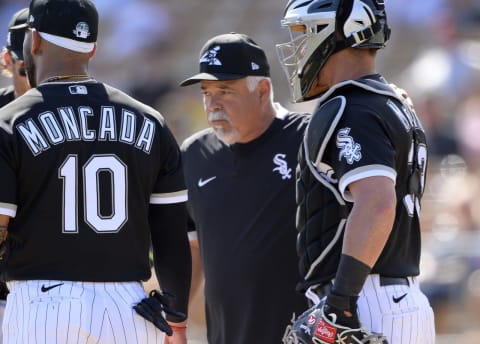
[0,81,187,282]
[297,75,427,291]
[181,111,309,344]
[0,85,15,300]
[0,86,15,108]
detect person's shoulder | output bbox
[0,88,39,120]
[0,85,14,98]
[180,127,217,153]
[100,83,166,124]
[283,111,311,123]
[333,75,397,101]
[277,109,311,134]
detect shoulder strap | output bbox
[303,96,348,212]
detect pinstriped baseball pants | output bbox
[3,280,166,344]
[358,274,435,344]
[306,274,435,344]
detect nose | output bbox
[204,95,222,113]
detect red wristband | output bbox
[170,324,187,331]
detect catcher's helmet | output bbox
[276,0,391,102]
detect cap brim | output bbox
[9,23,28,30]
[179,72,245,87]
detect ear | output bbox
[31,29,43,55]
[1,48,13,67]
[257,78,271,104]
[88,43,97,59]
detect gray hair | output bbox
[246,76,274,102]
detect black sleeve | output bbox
[186,202,196,232]
[149,202,191,322]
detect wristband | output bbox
[170,324,187,332]
[332,254,371,297]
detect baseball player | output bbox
[1,7,30,105]
[180,33,309,344]
[0,1,190,343]
[276,1,435,343]
[0,7,30,344]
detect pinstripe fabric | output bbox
[3,280,165,344]
[357,275,435,344]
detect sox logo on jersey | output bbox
[273,153,292,180]
[336,127,362,164]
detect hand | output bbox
[133,290,186,336]
[389,83,415,113]
[282,299,388,344]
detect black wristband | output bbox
[326,290,358,313]
[332,254,371,297]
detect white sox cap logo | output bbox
[199,46,222,66]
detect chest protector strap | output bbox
[303,96,347,210]
[301,96,348,279]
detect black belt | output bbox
[311,276,409,300]
[379,276,409,286]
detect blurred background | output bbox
[2,0,480,343]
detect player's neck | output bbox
[328,49,376,85]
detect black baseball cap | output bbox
[6,8,29,60]
[27,0,98,53]
[180,32,270,86]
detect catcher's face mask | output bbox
[276,0,390,103]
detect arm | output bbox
[149,202,191,342]
[283,176,394,342]
[343,176,396,267]
[0,214,9,260]
[326,176,396,319]
[0,215,9,243]
[189,235,204,303]
[164,233,201,344]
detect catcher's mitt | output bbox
[282,300,387,344]
[133,290,186,336]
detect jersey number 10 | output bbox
[59,154,128,233]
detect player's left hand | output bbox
[389,83,415,113]
[133,289,186,336]
[282,299,388,344]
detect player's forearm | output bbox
[150,203,192,322]
[188,237,204,301]
[0,215,10,244]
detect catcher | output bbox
[277,0,436,343]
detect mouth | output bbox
[209,119,228,127]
